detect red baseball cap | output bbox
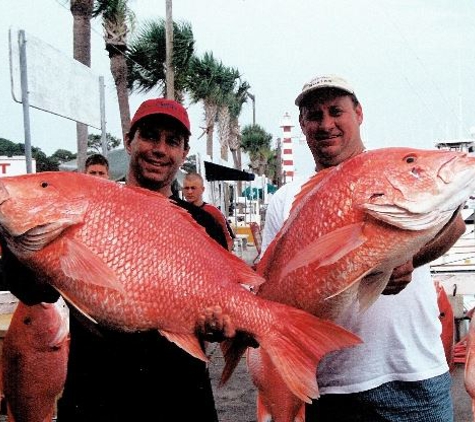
[130,98,191,135]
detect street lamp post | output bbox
[247,92,256,125]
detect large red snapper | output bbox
[251,147,475,421]
[1,298,69,422]
[0,172,361,404]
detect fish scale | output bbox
[0,171,361,405]
[251,147,475,422]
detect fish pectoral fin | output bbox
[325,268,390,312]
[60,238,125,294]
[324,268,374,300]
[357,270,392,312]
[280,223,366,280]
[159,330,209,362]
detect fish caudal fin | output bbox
[222,305,362,403]
[255,392,305,422]
[260,308,361,402]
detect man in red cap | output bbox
[3,98,232,422]
[126,98,192,194]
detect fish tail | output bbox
[255,305,361,403]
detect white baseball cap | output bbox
[295,74,355,106]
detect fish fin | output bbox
[289,170,332,215]
[260,307,361,403]
[295,404,306,422]
[357,270,392,312]
[219,333,252,385]
[159,330,209,362]
[257,171,333,278]
[223,306,362,403]
[56,288,99,325]
[255,236,278,277]
[225,252,266,287]
[323,268,390,311]
[256,393,273,422]
[279,223,366,280]
[60,238,125,294]
[324,268,374,300]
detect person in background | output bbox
[183,172,235,251]
[261,74,466,422]
[2,98,234,422]
[84,153,109,179]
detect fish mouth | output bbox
[364,152,475,230]
[437,154,462,184]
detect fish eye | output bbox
[41,181,48,188]
[404,155,416,164]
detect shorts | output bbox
[305,372,453,422]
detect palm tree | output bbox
[216,72,247,162]
[88,133,121,152]
[226,80,250,169]
[70,0,94,172]
[187,53,239,160]
[93,0,135,142]
[127,19,195,102]
[240,123,273,175]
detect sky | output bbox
[2,0,475,178]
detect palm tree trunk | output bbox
[205,102,217,160]
[165,0,175,100]
[71,0,93,172]
[107,45,131,142]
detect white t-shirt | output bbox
[261,178,448,394]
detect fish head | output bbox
[0,172,92,253]
[358,148,475,230]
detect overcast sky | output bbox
[2,0,475,178]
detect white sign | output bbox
[0,156,36,177]
[9,28,102,129]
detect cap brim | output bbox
[295,85,354,106]
[132,112,191,136]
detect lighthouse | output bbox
[280,112,294,184]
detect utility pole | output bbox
[165,0,175,100]
[247,92,256,125]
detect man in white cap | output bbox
[261,75,465,421]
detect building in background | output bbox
[280,112,295,184]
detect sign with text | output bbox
[0,157,36,177]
